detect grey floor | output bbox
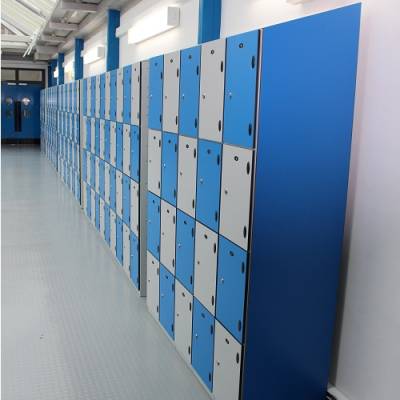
[2,146,209,400]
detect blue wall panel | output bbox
[161,132,178,206]
[149,56,163,130]
[159,265,175,339]
[123,65,132,124]
[147,192,161,260]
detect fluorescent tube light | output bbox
[82,45,105,65]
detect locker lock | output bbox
[228,91,233,98]
[202,94,206,99]
[220,278,224,284]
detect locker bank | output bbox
[2,2,398,400]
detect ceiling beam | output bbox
[36,44,59,54]
[1,34,31,43]
[15,0,46,20]
[48,21,79,31]
[40,34,66,43]
[1,16,33,36]
[34,52,51,61]
[60,1,99,13]
[1,19,25,36]
[1,41,27,49]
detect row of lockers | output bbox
[58,158,81,202]
[57,81,79,114]
[41,85,58,110]
[58,136,80,173]
[57,111,80,143]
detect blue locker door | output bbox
[224,30,259,148]
[104,203,110,244]
[192,298,215,391]
[82,151,87,182]
[104,120,110,163]
[86,118,91,150]
[116,122,123,171]
[196,140,222,232]
[95,119,100,156]
[86,184,91,217]
[99,160,105,199]
[90,154,96,188]
[100,73,105,118]
[123,65,132,124]
[149,55,164,130]
[122,175,131,225]
[110,70,117,120]
[82,79,87,116]
[216,236,247,343]
[130,125,140,182]
[95,193,100,230]
[91,76,96,117]
[130,232,139,289]
[116,217,123,264]
[159,265,175,339]
[110,166,116,211]
[147,192,161,259]
[175,210,195,293]
[161,132,178,206]
[179,46,201,137]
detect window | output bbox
[18,69,43,82]
[1,69,16,82]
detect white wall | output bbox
[64,51,74,83]
[83,28,107,78]
[220,1,400,400]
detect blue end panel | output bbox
[159,265,175,339]
[224,30,259,148]
[95,119,100,156]
[161,132,178,206]
[110,70,117,120]
[100,73,105,118]
[104,120,110,163]
[130,125,140,182]
[91,76,96,117]
[86,185,91,217]
[116,217,123,265]
[122,175,131,225]
[148,56,164,130]
[109,166,116,211]
[95,193,100,231]
[196,139,222,232]
[130,232,140,289]
[107,9,120,71]
[99,160,105,199]
[175,210,195,293]
[104,203,110,245]
[74,39,84,80]
[147,192,161,260]
[191,298,215,391]
[216,236,247,343]
[86,118,91,150]
[123,65,132,124]
[116,122,123,171]
[90,154,96,188]
[198,0,221,44]
[179,46,201,137]
[242,5,361,400]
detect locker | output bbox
[123,124,131,175]
[161,132,178,206]
[110,121,117,167]
[191,298,215,391]
[104,162,110,204]
[130,232,140,288]
[95,193,100,231]
[196,140,222,232]
[81,148,87,182]
[122,174,131,226]
[130,179,139,236]
[87,151,91,185]
[87,78,91,117]
[95,75,100,118]
[85,117,91,151]
[123,223,131,276]
[95,156,100,193]
[179,46,201,137]
[131,62,141,126]
[194,222,218,315]
[116,122,123,171]
[110,166,116,211]
[110,70,117,120]
[99,159,105,199]
[82,182,88,214]
[148,129,162,196]
[100,73,105,118]
[91,189,96,225]
[100,119,105,159]
[95,118,100,156]
[216,236,247,343]
[123,65,132,124]
[219,145,253,250]
[104,203,110,245]
[91,118,96,154]
[147,192,161,260]
[116,170,123,218]
[91,76,96,117]
[148,55,163,130]
[82,78,87,116]
[110,209,117,256]
[177,136,197,217]
[224,30,259,148]
[130,125,140,182]
[146,251,160,320]
[105,71,111,120]
[175,210,195,294]
[160,200,176,274]
[90,153,96,188]
[116,217,123,264]
[99,197,105,240]
[212,320,242,400]
[116,68,123,122]
[174,280,193,364]
[199,39,226,142]
[162,51,180,133]
[159,265,175,339]
[104,120,110,163]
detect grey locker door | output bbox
[177,136,197,217]
[100,119,105,159]
[91,118,96,154]
[213,320,242,400]
[105,72,111,119]
[194,222,218,315]
[82,182,87,211]
[110,209,117,257]
[123,124,131,175]
[87,78,91,117]
[95,75,100,118]
[123,223,131,276]
[160,200,176,274]
[162,51,180,133]
[146,251,160,320]
[174,280,193,365]
[95,156,100,193]
[110,122,117,167]
[91,189,96,225]
[130,179,139,236]
[199,39,226,142]
[219,145,253,250]
[99,198,105,239]
[116,170,123,218]
[86,152,91,184]
[131,62,141,126]
[117,68,123,122]
[148,129,162,196]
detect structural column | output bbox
[48,59,57,87]
[107,9,120,71]
[74,38,84,80]
[57,53,65,85]
[198,0,221,44]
